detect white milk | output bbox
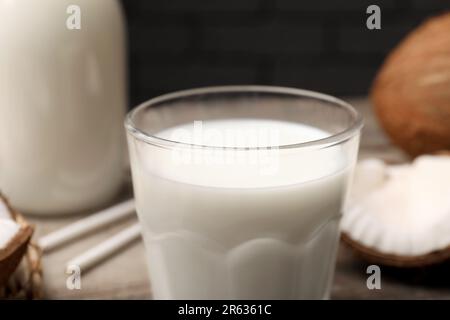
[0,0,126,214]
[129,119,349,299]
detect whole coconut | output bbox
[371,13,450,157]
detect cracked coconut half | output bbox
[342,155,450,267]
[0,194,33,286]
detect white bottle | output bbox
[0,0,127,215]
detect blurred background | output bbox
[121,0,448,107]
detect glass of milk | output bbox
[125,86,362,299]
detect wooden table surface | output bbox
[29,97,450,299]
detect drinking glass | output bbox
[125,86,362,299]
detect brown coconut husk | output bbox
[0,194,43,299]
[371,12,450,157]
[0,242,43,299]
[342,233,450,268]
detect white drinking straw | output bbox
[38,199,136,252]
[66,223,141,273]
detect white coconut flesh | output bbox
[0,197,21,250]
[342,155,450,257]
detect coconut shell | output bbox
[0,194,34,287]
[343,153,450,267]
[371,12,450,157]
[342,233,450,268]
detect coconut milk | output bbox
[129,119,348,299]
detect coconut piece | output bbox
[0,194,33,286]
[0,199,10,220]
[342,155,450,267]
[371,13,450,157]
[347,158,387,205]
[0,220,21,249]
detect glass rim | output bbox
[125,85,364,151]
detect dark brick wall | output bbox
[121,0,449,107]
